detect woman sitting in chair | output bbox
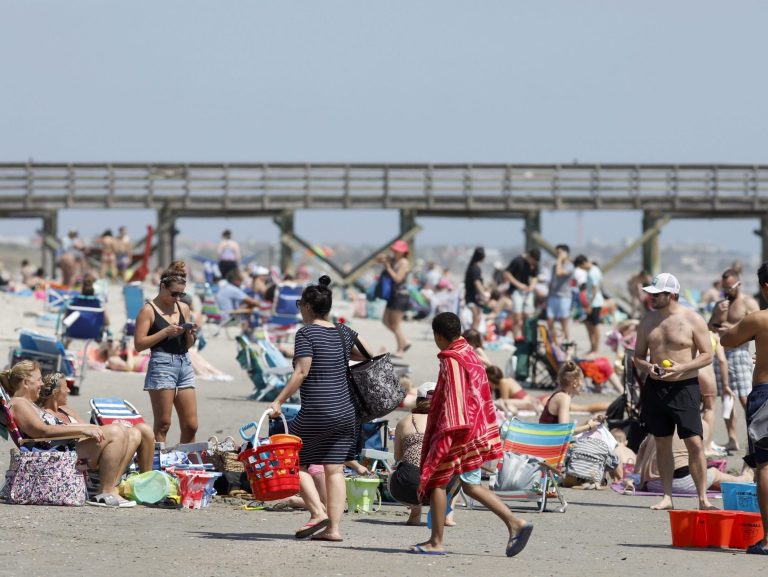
[539,361,606,433]
[37,371,156,473]
[1,360,141,508]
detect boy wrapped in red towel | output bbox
[409,312,533,557]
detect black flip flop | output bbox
[295,518,330,540]
[506,523,534,557]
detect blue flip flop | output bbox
[506,523,534,557]
[408,545,446,555]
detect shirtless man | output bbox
[709,269,759,446]
[720,262,768,554]
[634,273,714,511]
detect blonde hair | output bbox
[0,360,40,396]
[558,360,583,388]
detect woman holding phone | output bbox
[134,260,199,444]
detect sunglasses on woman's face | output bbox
[169,291,186,298]
[295,300,303,310]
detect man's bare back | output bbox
[721,309,768,385]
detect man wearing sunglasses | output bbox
[709,269,760,431]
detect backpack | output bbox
[565,436,619,484]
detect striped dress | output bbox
[289,323,360,464]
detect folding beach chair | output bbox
[60,295,105,391]
[525,321,561,389]
[122,283,145,336]
[493,418,575,513]
[44,283,79,312]
[263,282,304,342]
[235,334,295,402]
[9,330,78,392]
[89,397,146,427]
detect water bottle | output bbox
[152,442,165,470]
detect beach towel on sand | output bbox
[418,338,502,500]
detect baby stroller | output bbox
[605,348,647,453]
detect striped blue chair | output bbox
[494,418,575,513]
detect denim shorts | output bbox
[546,296,572,320]
[143,351,195,391]
[745,383,768,468]
[459,468,482,485]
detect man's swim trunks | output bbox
[641,376,703,439]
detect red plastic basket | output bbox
[237,410,302,501]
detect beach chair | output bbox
[493,418,575,513]
[122,283,145,336]
[89,397,146,427]
[44,283,79,312]
[60,295,105,392]
[235,334,294,402]
[526,321,561,389]
[262,282,304,341]
[9,330,78,392]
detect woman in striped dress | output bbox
[270,275,374,542]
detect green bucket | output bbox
[345,477,381,513]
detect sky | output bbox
[1,1,767,255]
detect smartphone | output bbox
[652,365,664,377]
[182,322,196,331]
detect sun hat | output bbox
[391,240,409,254]
[642,272,680,295]
[417,382,437,399]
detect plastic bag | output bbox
[120,471,179,504]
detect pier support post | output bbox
[642,211,662,275]
[524,211,541,253]
[41,211,58,279]
[760,215,768,266]
[157,205,176,267]
[277,210,295,275]
[400,209,417,263]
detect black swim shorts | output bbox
[745,384,768,468]
[640,376,703,439]
[585,307,602,325]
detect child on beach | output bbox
[411,312,532,557]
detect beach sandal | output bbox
[241,500,265,511]
[265,502,294,512]
[747,542,768,555]
[408,545,446,555]
[295,518,329,539]
[506,523,534,557]
[144,498,183,510]
[87,493,137,508]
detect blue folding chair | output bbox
[9,330,78,390]
[60,295,105,392]
[123,284,145,336]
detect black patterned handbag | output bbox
[336,324,405,422]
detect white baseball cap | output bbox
[417,382,437,399]
[642,272,681,295]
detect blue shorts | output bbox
[459,468,482,485]
[745,383,768,468]
[546,296,572,320]
[143,351,195,391]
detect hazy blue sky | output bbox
[1,1,766,254]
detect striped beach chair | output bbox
[89,398,145,427]
[495,418,575,513]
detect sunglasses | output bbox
[168,290,186,298]
[295,300,303,310]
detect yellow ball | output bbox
[661,359,672,368]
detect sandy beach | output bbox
[0,283,760,577]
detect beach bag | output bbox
[336,324,405,422]
[494,452,541,492]
[374,274,393,302]
[1,449,87,506]
[565,436,618,484]
[207,436,245,473]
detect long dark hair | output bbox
[469,247,485,266]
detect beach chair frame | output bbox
[235,335,294,402]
